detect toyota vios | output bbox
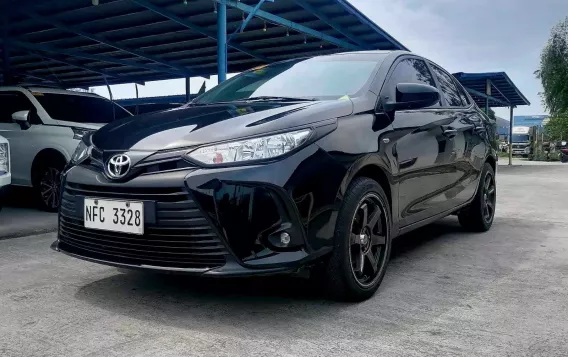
[53,51,497,301]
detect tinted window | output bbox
[194,54,387,103]
[454,80,471,105]
[430,64,464,107]
[384,58,439,106]
[0,91,34,123]
[33,93,131,123]
[388,58,437,88]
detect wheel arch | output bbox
[486,155,496,174]
[338,160,395,220]
[31,148,68,187]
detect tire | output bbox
[321,177,392,302]
[34,157,66,212]
[458,163,496,232]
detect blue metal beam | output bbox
[291,0,366,49]
[130,0,270,63]
[465,87,510,107]
[9,40,183,76]
[25,11,191,76]
[221,0,359,51]
[228,0,272,44]
[217,1,227,83]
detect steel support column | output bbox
[509,106,514,165]
[217,1,227,83]
[185,76,190,102]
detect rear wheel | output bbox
[322,177,392,302]
[34,159,65,212]
[458,163,496,232]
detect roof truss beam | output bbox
[24,51,121,79]
[221,0,360,51]
[9,39,184,76]
[465,87,511,107]
[130,0,270,63]
[290,0,367,49]
[25,11,192,76]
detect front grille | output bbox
[59,183,227,269]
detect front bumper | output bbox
[54,144,343,276]
[0,173,11,202]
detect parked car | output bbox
[0,135,10,210]
[53,51,497,301]
[0,87,131,211]
[557,141,568,162]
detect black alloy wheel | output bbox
[349,193,388,287]
[38,166,62,212]
[481,172,496,225]
[458,162,496,232]
[321,177,392,301]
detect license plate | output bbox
[84,198,144,235]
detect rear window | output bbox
[33,93,131,123]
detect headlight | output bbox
[186,129,312,165]
[71,140,91,164]
[0,143,9,174]
[72,127,94,140]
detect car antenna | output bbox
[103,76,116,121]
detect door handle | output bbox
[442,126,457,138]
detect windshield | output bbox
[512,134,530,142]
[33,93,131,123]
[194,54,386,104]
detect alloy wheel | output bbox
[349,193,388,287]
[40,167,61,210]
[482,172,496,223]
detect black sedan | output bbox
[53,51,497,301]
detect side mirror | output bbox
[384,83,440,112]
[12,110,31,130]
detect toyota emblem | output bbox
[106,154,131,179]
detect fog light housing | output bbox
[280,232,291,246]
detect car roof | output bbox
[0,85,105,99]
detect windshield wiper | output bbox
[243,96,317,102]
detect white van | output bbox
[0,86,131,211]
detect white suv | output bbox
[0,86,131,211]
[0,135,10,210]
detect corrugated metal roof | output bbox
[453,72,530,108]
[0,0,407,88]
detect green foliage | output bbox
[537,17,568,140]
[545,114,568,139]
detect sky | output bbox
[92,0,568,119]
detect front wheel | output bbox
[322,177,392,302]
[35,162,64,212]
[458,163,496,232]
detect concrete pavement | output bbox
[0,164,567,356]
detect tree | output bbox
[487,108,496,121]
[537,17,568,139]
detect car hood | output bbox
[54,120,105,130]
[92,100,353,151]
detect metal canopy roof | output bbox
[0,0,407,88]
[453,72,530,108]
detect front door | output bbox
[380,57,460,227]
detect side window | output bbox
[454,80,471,106]
[0,91,35,124]
[384,58,439,107]
[430,64,464,107]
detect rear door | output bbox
[429,63,487,207]
[382,57,458,227]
